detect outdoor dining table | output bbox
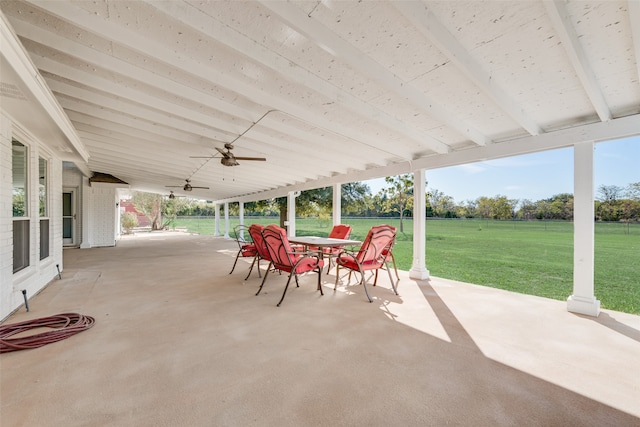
[287,236,362,288]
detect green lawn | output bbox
[172,216,639,314]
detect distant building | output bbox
[119,199,150,228]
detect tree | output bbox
[121,212,138,234]
[598,185,623,202]
[163,197,190,228]
[492,196,516,220]
[476,196,493,219]
[131,191,190,230]
[383,174,414,233]
[429,189,456,218]
[132,192,164,230]
[456,199,477,218]
[262,187,334,228]
[519,199,537,220]
[596,186,623,222]
[625,182,640,201]
[341,182,371,216]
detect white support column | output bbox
[410,169,429,280]
[287,191,299,237]
[238,201,245,240]
[333,183,342,226]
[214,204,221,236]
[223,202,230,238]
[80,177,91,248]
[567,141,600,317]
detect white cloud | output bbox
[458,163,486,174]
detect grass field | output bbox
[172,216,639,315]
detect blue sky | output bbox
[365,135,639,203]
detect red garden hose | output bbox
[0,313,95,353]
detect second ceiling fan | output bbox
[166,179,209,192]
[193,143,266,167]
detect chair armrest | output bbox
[288,249,322,258]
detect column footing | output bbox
[567,295,600,317]
[409,267,429,280]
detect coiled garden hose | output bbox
[0,313,95,353]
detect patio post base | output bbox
[409,267,429,280]
[567,295,600,317]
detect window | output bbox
[12,140,27,217]
[12,140,29,273]
[39,157,47,216]
[39,157,49,260]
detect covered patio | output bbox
[3,0,640,321]
[1,231,638,426]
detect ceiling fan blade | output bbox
[191,186,210,189]
[215,147,230,158]
[189,156,216,159]
[233,156,266,161]
[166,185,182,188]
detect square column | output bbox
[567,141,600,317]
[214,204,221,236]
[223,202,230,238]
[333,183,342,226]
[410,169,429,280]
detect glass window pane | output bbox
[63,192,72,216]
[13,219,30,273]
[63,217,73,239]
[12,140,27,217]
[39,157,47,217]
[40,219,50,260]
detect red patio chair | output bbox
[245,224,270,280]
[256,224,324,307]
[308,224,353,273]
[334,224,399,303]
[229,224,257,275]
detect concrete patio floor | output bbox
[1,231,639,426]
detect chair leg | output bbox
[334,265,351,290]
[277,273,295,307]
[229,251,241,274]
[316,267,324,295]
[385,261,398,295]
[390,253,400,282]
[244,257,260,280]
[360,271,373,303]
[255,262,273,296]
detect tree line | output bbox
[128,176,640,230]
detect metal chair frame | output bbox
[334,225,399,303]
[245,224,270,280]
[229,224,257,275]
[322,224,353,274]
[256,225,324,307]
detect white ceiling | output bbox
[2,0,639,202]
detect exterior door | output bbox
[62,190,75,245]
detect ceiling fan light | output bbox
[221,157,239,167]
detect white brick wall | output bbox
[0,113,66,321]
[0,113,13,318]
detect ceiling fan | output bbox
[192,143,266,167]
[165,179,209,192]
[167,191,186,199]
